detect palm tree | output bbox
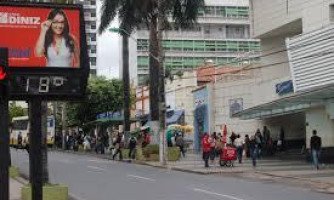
[99,1,204,162]
[99,0,151,140]
[99,0,204,120]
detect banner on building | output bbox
[229,98,243,116]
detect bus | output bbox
[10,115,56,148]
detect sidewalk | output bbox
[10,178,23,200]
[142,153,334,194]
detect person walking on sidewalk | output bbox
[175,133,186,158]
[310,130,322,170]
[128,136,137,159]
[234,134,244,164]
[202,133,211,168]
[249,135,257,167]
[112,132,124,160]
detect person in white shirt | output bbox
[234,134,244,164]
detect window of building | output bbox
[330,5,334,22]
[226,25,245,38]
[91,12,96,18]
[91,34,97,41]
[204,6,215,15]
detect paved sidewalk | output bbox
[142,153,334,194]
[10,178,23,200]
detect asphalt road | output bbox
[10,149,334,200]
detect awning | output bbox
[84,117,138,127]
[166,110,184,125]
[233,83,334,120]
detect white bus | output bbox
[10,115,56,148]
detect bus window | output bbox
[12,120,29,130]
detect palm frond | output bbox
[98,0,122,34]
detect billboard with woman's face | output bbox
[0,5,80,68]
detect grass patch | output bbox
[9,166,19,178]
[22,184,68,200]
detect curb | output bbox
[14,169,80,200]
[254,171,334,194]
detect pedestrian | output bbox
[209,133,216,164]
[255,129,262,158]
[249,135,257,167]
[112,132,124,160]
[202,133,211,168]
[230,132,237,145]
[244,134,250,158]
[128,136,137,159]
[175,133,186,158]
[234,134,244,164]
[310,130,322,170]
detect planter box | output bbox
[22,185,68,200]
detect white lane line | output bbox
[192,188,245,200]
[127,174,156,182]
[87,166,106,171]
[69,193,88,200]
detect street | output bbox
[10,149,334,200]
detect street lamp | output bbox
[109,27,159,61]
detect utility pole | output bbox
[0,48,9,200]
[158,0,167,165]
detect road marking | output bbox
[87,166,105,172]
[69,193,88,200]
[192,188,245,200]
[127,174,156,182]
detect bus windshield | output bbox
[12,120,29,130]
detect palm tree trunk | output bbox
[157,0,167,165]
[149,15,160,143]
[122,34,131,141]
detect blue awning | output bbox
[166,110,184,125]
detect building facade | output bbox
[128,0,261,85]
[232,0,334,161]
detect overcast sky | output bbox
[96,0,120,79]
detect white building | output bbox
[233,0,334,161]
[126,0,261,86]
[165,71,198,126]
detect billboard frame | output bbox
[0,1,90,100]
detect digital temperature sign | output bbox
[0,2,89,100]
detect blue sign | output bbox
[276,80,294,95]
[96,111,122,120]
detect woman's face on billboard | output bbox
[51,14,65,35]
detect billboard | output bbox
[0,5,80,68]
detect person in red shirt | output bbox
[202,133,211,167]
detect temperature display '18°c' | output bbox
[10,74,82,97]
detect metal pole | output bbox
[0,82,9,200]
[29,98,43,200]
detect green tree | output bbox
[99,0,204,156]
[67,77,124,126]
[9,103,26,122]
